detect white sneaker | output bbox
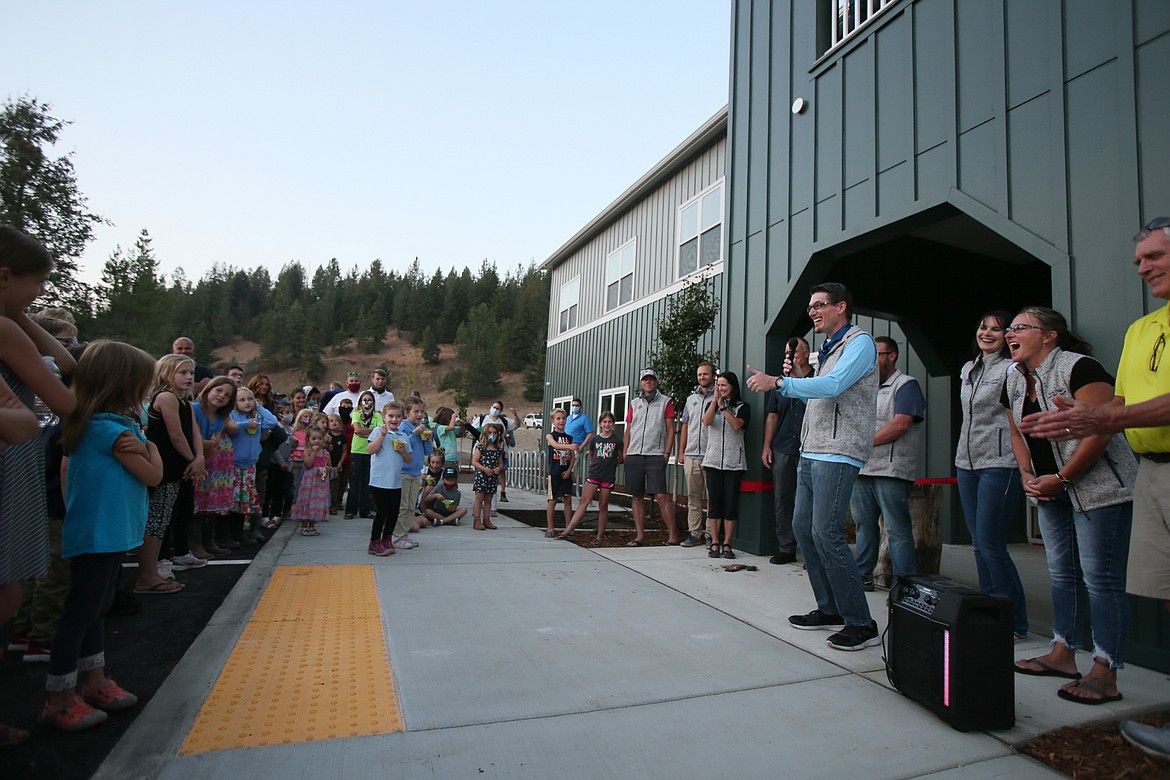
[156,559,175,580]
[171,553,208,571]
[393,537,418,550]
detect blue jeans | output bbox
[1038,494,1132,668]
[792,457,872,627]
[850,475,916,580]
[957,467,1028,637]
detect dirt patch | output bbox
[1021,711,1170,779]
[207,331,543,418]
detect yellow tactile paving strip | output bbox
[179,565,403,754]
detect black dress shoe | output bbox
[769,551,797,565]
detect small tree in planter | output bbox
[646,274,721,514]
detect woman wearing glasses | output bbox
[955,310,1029,641]
[1003,307,1136,705]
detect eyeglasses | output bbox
[876,352,895,357]
[1153,332,1166,372]
[1007,323,1048,334]
[806,300,840,314]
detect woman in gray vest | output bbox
[1004,307,1135,706]
[702,371,750,559]
[955,310,1028,640]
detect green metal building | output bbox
[724,0,1169,668]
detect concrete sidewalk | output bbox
[96,488,1170,779]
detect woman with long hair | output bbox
[702,371,750,559]
[955,310,1028,640]
[1004,306,1136,705]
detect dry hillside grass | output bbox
[208,329,544,448]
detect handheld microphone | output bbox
[785,337,799,377]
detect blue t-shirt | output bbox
[192,401,227,440]
[436,423,460,463]
[398,419,434,476]
[369,427,410,489]
[229,406,279,468]
[64,414,149,558]
[564,412,593,446]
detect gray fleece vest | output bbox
[1004,347,1137,512]
[702,400,748,471]
[955,353,1016,471]
[626,391,672,456]
[800,325,878,463]
[860,370,923,481]
[682,387,715,458]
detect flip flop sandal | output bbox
[1056,676,1123,705]
[1014,658,1082,679]
[625,540,643,547]
[134,581,184,594]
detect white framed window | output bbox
[605,239,636,311]
[825,0,898,52]
[552,396,573,414]
[598,386,629,438]
[678,182,723,277]
[558,277,579,334]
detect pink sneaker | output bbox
[40,695,108,731]
[367,541,380,555]
[375,539,396,557]
[79,678,138,711]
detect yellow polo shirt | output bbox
[1115,302,1170,453]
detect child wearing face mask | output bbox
[389,398,433,549]
[471,423,504,530]
[345,391,380,519]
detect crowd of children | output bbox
[0,227,643,744]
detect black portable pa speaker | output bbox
[886,575,1015,731]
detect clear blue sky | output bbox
[4,2,730,287]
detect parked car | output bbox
[523,413,543,429]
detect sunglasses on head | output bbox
[1143,217,1170,232]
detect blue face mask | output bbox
[570,405,581,415]
[488,434,498,443]
[489,408,501,418]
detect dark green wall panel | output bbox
[844,180,875,226]
[1008,93,1058,241]
[958,121,1003,211]
[1136,32,1170,314]
[956,0,1003,132]
[815,65,843,207]
[843,43,876,189]
[1065,0,1120,79]
[1006,0,1054,108]
[877,160,913,216]
[747,0,772,238]
[1135,0,1170,44]
[913,0,953,153]
[875,16,913,173]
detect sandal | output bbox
[1056,675,1123,705]
[722,544,736,560]
[544,530,558,538]
[299,527,320,537]
[708,543,721,558]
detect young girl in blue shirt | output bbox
[42,340,162,732]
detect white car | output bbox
[523,413,543,429]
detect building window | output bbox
[824,0,898,52]
[605,240,636,311]
[598,386,629,438]
[678,183,723,277]
[552,396,572,414]
[558,277,579,334]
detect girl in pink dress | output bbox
[290,426,331,536]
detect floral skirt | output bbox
[195,437,235,514]
[231,464,260,514]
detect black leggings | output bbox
[47,551,123,689]
[370,486,402,541]
[703,468,744,521]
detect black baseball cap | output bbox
[442,467,458,480]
